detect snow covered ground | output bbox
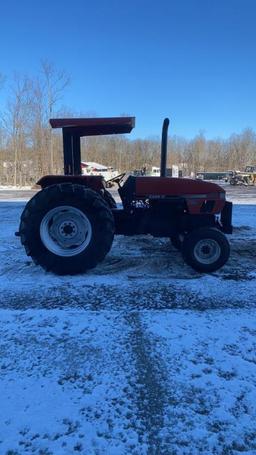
[0,186,256,454]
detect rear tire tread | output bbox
[19,184,115,275]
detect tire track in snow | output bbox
[124,311,169,454]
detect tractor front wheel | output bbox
[19,183,115,275]
[181,227,230,273]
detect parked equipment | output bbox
[196,171,229,181]
[228,166,256,186]
[81,161,119,182]
[17,116,233,274]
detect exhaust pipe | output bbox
[160,118,170,177]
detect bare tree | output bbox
[40,60,70,173]
[3,74,33,185]
[1,63,256,186]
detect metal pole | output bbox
[63,128,82,175]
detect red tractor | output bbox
[17,117,232,275]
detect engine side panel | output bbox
[120,176,226,215]
[135,176,224,196]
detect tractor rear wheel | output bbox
[181,227,230,273]
[19,183,115,275]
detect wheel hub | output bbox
[40,206,92,257]
[59,221,77,238]
[201,245,210,255]
[194,239,221,265]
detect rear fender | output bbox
[37,175,105,192]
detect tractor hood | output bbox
[129,176,226,215]
[134,177,225,198]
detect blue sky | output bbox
[0,0,256,139]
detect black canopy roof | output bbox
[50,117,135,137]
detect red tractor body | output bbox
[126,176,226,214]
[17,116,232,275]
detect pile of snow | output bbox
[0,185,33,190]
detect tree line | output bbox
[0,62,255,186]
